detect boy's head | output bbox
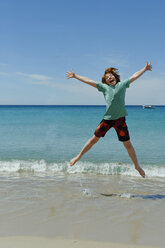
[102,67,120,86]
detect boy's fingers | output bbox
[65,70,74,78]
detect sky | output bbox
[0,0,165,105]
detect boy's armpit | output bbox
[96,82,106,92]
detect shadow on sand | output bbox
[131,194,165,200]
[100,193,165,200]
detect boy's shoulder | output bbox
[96,82,108,92]
[117,78,131,89]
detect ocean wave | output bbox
[0,160,165,177]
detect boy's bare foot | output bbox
[135,166,145,178]
[70,155,79,166]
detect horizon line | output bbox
[0,104,164,107]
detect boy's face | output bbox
[105,73,117,86]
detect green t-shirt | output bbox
[97,79,130,120]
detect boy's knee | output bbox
[123,140,132,149]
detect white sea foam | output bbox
[120,193,132,199]
[0,160,165,178]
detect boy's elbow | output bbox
[130,74,138,83]
[130,77,136,83]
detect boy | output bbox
[66,61,152,178]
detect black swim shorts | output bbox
[94,117,130,142]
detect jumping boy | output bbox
[66,61,152,178]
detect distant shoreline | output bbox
[0,105,164,107]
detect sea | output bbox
[0,105,165,246]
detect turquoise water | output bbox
[0,105,164,177]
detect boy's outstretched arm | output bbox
[130,61,152,83]
[65,70,97,88]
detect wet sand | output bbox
[0,173,165,247]
[0,236,160,248]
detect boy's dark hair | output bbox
[102,67,120,84]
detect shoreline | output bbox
[0,236,161,248]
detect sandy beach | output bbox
[1,173,165,247]
[0,236,161,248]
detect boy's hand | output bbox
[130,61,152,83]
[65,69,76,79]
[65,70,97,88]
[145,61,152,71]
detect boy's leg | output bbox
[123,140,145,178]
[70,135,100,166]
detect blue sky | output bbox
[0,0,165,105]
